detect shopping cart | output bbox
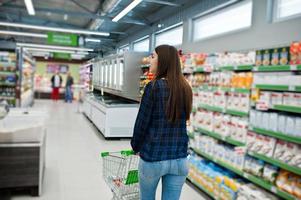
[101,150,139,200]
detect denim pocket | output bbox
[139,158,162,179]
[177,158,189,176]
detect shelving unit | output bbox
[271,104,301,114]
[218,65,253,71]
[196,127,245,146]
[186,176,216,199]
[253,65,301,72]
[17,48,35,107]
[199,84,251,93]
[191,147,298,200]
[254,84,301,92]
[248,151,301,176]
[79,63,92,91]
[198,104,249,117]
[250,126,301,144]
[0,51,18,107]
[188,57,301,199]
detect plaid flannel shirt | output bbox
[131,79,188,162]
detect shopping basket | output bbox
[101,150,139,200]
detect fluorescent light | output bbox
[0,30,46,38]
[0,21,110,36]
[24,0,35,15]
[24,47,76,54]
[112,0,142,22]
[76,51,89,55]
[17,43,94,51]
[85,38,101,43]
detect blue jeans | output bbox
[65,86,73,102]
[139,157,188,200]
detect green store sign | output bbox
[53,52,71,60]
[47,32,78,46]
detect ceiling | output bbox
[0,0,196,59]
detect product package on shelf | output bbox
[276,170,301,199]
[79,63,92,91]
[256,90,301,110]
[195,135,246,170]
[195,110,248,143]
[290,41,301,65]
[256,46,291,66]
[139,56,154,96]
[237,183,280,200]
[188,154,246,200]
[274,141,301,168]
[250,110,301,138]
[246,131,277,157]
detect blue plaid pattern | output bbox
[131,80,188,162]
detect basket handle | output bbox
[100,150,135,157]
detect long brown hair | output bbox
[154,45,192,123]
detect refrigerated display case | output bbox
[92,52,147,101]
[83,92,139,138]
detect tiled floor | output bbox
[5,100,209,200]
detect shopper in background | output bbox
[65,72,74,103]
[51,71,62,101]
[131,45,192,200]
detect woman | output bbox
[131,45,192,200]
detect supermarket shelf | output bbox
[198,104,249,117]
[191,148,297,200]
[192,148,243,175]
[193,66,214,73]
[0,62,16,66]
[0,96,15,100]
[198,104,223,113]
[0,71,16,76]
[255,84,301,92]
[226,109,249,117]
[272,104,301,114]
[218,65,253,71]
[250,126,301,144]
[199,85,250,94]
[186,176,216,199]
[196,127,245,146]
[248,151,301,176]
[192,107,197,113]
[187,131,194,139]
[0,82,16,87]
[253,65,301,72]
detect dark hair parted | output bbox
[154,45,192,123]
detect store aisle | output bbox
[11,100,208,200]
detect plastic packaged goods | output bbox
[290,41,301,65]
[276,170,301,198]
[188,154,247,200]
[249,110,301,137]
[263,164,279,183]
[237,184,280,200]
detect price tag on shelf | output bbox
[234,66,238,70]
[243,173,249,179]
[289,85,295,91]
[253,67,258,71]
[221,135,226,141]
[290,65,297,71]
[271,186,277,194]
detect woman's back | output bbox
[131,79,188,162]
